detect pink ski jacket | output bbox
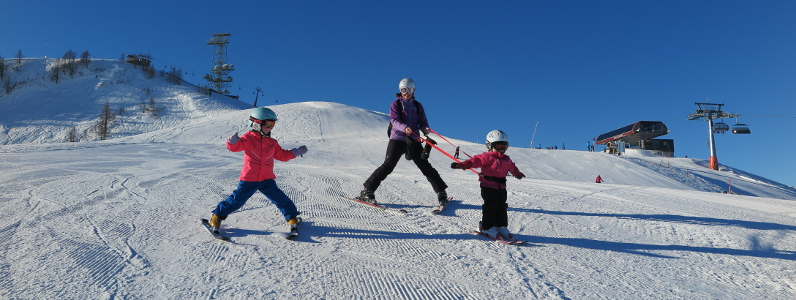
[458,151,522,190]
[227,131,297,182]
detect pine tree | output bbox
[80,51,91,67]
[95,101,116,140]
[50,62,61,83]
[15,49,23,67]
[63,49,77,77]
[0,54,5,79]
[65,127,78,142]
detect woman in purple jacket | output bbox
[358,78,448,206]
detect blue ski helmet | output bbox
[250,107,277,121]
[249,107,277,132]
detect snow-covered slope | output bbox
[0,58,251,145]
[1,59,795,299]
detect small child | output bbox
[207,107,308,234]
[451,130,525,240]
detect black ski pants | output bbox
[481,187,508,230]
[364,138,447,193]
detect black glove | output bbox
[450,162,460,169]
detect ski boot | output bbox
[437,191,449,206]
[496,227,514,240]
[481,227,499,239]
[287,217,300,230]
[357,189,377,205]
[478,221,500,239]
[208,214,225,234]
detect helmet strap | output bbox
[251,121,262,132]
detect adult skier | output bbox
[207,107,308,235]
[451,130,525,240]
[358,78,449,206]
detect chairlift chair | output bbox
[732,124,750,134]
[731,116,751,134]
[713,121,729,133]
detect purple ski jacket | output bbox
[389,96,429,141]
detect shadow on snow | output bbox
[222,218,796,261]
[513,208,796,231]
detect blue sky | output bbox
[2,0,795,186]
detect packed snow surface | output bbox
[1,59,795,299]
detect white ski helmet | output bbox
[485,129,509,150]
[399,78,416,92]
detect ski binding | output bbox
[200,218,230,241]
[469,230,526,245]
[340,196,408,214]
[431,197,455,214]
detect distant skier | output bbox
[454,146,460,159]
[206,107,308,235]
[358,78,448,207]
[451,130,525,240]
[596,175,603,183]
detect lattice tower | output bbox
[204,33,234,94]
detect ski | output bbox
[200,218,230,241]
[469,230,526,245]
[286,217,301,240]
[431,197,455,214]
[340,196,408,214]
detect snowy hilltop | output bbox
[0,58,251,145]
[1,59,795,299]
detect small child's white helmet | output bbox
[486,130,509,150]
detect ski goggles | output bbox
[492,142,508,150]
[250,117,276,128]
[400,87,415,94]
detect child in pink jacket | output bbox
[207,107,308,234]
[451,130,525,240]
